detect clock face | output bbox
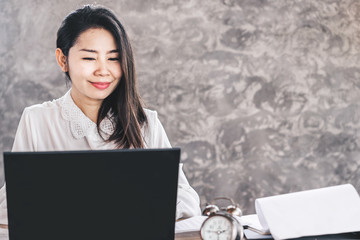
[200,215,234,240]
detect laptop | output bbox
[3,148,180,240]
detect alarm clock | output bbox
[200,197,244,240]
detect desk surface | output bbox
[1,226,201,240]
[0,225,199,240]
[0,229,200,240]
[0,230,202,240]
[174,231,360,240]
[175,231,201,240]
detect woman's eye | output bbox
[109,58,119,61]
[82,57,95,60]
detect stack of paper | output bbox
[255,184,360,240]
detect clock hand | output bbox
[205,229,228,235]
[205,229,227,234]
[216,229,227,235]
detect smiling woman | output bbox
[0,4,201,224]
[56,28,122,122]
[55,6,145,148]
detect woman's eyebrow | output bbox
[79,49,119,54]
[79,48,97,53]
[108,49,119,54]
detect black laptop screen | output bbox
[4,148,180,240]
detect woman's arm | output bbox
[146,110,201,219]
[176,163,201,219]
[0,108,36,224]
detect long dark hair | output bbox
[56,5,147,148]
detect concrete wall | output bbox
[1,0,360,214]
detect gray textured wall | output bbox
[1,0,360,214]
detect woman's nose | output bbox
[95,59,110,76]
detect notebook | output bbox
[3,148,180,240]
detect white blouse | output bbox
[0,90,201,223]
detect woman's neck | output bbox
[70,90,102,123]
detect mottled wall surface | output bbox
[1,0,360,214]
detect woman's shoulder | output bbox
[22,95,65,116]
[143,108,157,118]
[143,108,161,125]
[142,108,171,148]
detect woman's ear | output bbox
[55,48,68,72]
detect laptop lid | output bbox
[4,148,180,240]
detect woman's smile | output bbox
[89,81,112,90]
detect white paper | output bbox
[255,184,360,240]
[241,214,264,229]
[175,216,208,233]
[0,227,8,240]
[244,229,273,240]
[241,214,270,234]
[175,214,267,234]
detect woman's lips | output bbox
[90,82,111,90]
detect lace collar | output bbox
[60,90,114,139]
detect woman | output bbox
[0,5,201,223]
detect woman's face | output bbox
[66,28,122,106]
